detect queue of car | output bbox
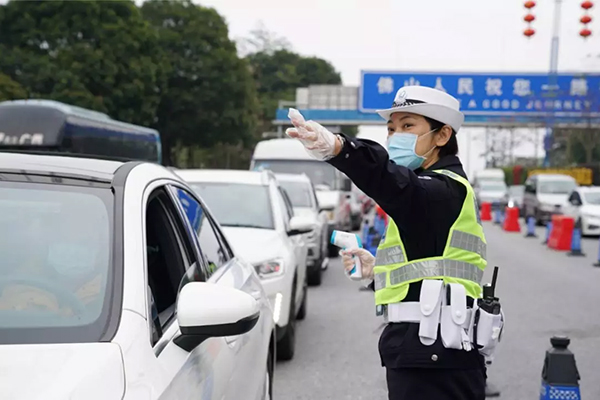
[0,125,365,399]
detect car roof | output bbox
[535,174,576,181]
[0,152,123,181]
[274,173,311,183]
[175,169,274,186]
[252,138,313,160]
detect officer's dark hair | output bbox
[424,116,458,157]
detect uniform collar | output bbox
[416,155,467,179]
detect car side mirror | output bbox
[287,215,314,236]
[174,282,260,352]
[342,178,352,192]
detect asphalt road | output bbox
[274,221,600,399]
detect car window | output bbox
[189,182,274,230]
[279,187,295,220]
[145,188,203,346]
[278,180,314,208]
[538,180,577,194]
[0,181,113,345]
[584,191,600,204]
[171,187,232,276]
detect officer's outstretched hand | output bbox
[340,248,375,280]
[286,108,338,160]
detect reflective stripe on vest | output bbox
[373,168,487,305]
[374,230,486,268]
[373,259,484,290]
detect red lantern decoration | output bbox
[581,1,594,9]
[524,0,536,8]
[524,14,536,22]
[524,28,536,37]
[580,15,593,23]
[580,28,592,37]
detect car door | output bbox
[138,185,225,400]
[311,182,329,261]
[276,185,307,309]
[168,185,269,400]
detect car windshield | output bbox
[539,180,577,194]
[584,191,600,205]
[278,181,314,208]
[0,181,112,344]
[253,160,338,189]
[190,182,274,229]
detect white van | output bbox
[523,173,578,225]
[251,138,352,257]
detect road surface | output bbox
[274,221,600,399]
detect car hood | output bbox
[538,193,569,207]
[222,227,286,264]
[0,343,124,400]
[581,204,600,217]
[315,190,340,209]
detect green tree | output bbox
[0,0,165,126]
[243,26,346,134]
[142,0,259,165]
[0,73,26,101]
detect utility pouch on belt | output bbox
[473,266,504,357]
[473,307,504,357]
[418,279,444,346]
[440,283,471,351]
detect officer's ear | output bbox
[434,125,453,147]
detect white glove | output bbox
[340,248,375,280]
[285,108,337,161]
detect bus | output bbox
[0,99,162,163]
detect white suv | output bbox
[0,153,275,400]
[177,169,312,361]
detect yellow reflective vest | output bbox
[373,169,487,306]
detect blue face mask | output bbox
[387,131,436,170]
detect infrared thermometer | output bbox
[330,230,363,280]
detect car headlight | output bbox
[253,258,284,278]
[582,213,599,220]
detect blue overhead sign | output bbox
[360,71,600,118]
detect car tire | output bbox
[328,243,339,258]
[297,278,308,319]
[307,262,322,286]
[264,341,274,400]
[277,281,296,361]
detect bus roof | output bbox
[252,138,314,161]
[0,99,159,135]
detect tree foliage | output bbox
[0,2,345,167]
[141,0,259,164]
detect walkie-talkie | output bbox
[478,266,501,315]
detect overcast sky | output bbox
[4,0,598,175]
[196,0,600,176]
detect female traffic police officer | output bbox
[287,86,503,400]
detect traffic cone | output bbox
[542,221,553,245]
[525,216,537,238]
[481,202,492,221]
[502,207,521,232]
[539,336,581,400]
[568,222,585,257]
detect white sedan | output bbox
[177,169,312,361]
[563,186,600,236]
[0,153,274,400]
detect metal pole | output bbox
[544,0,563,168]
